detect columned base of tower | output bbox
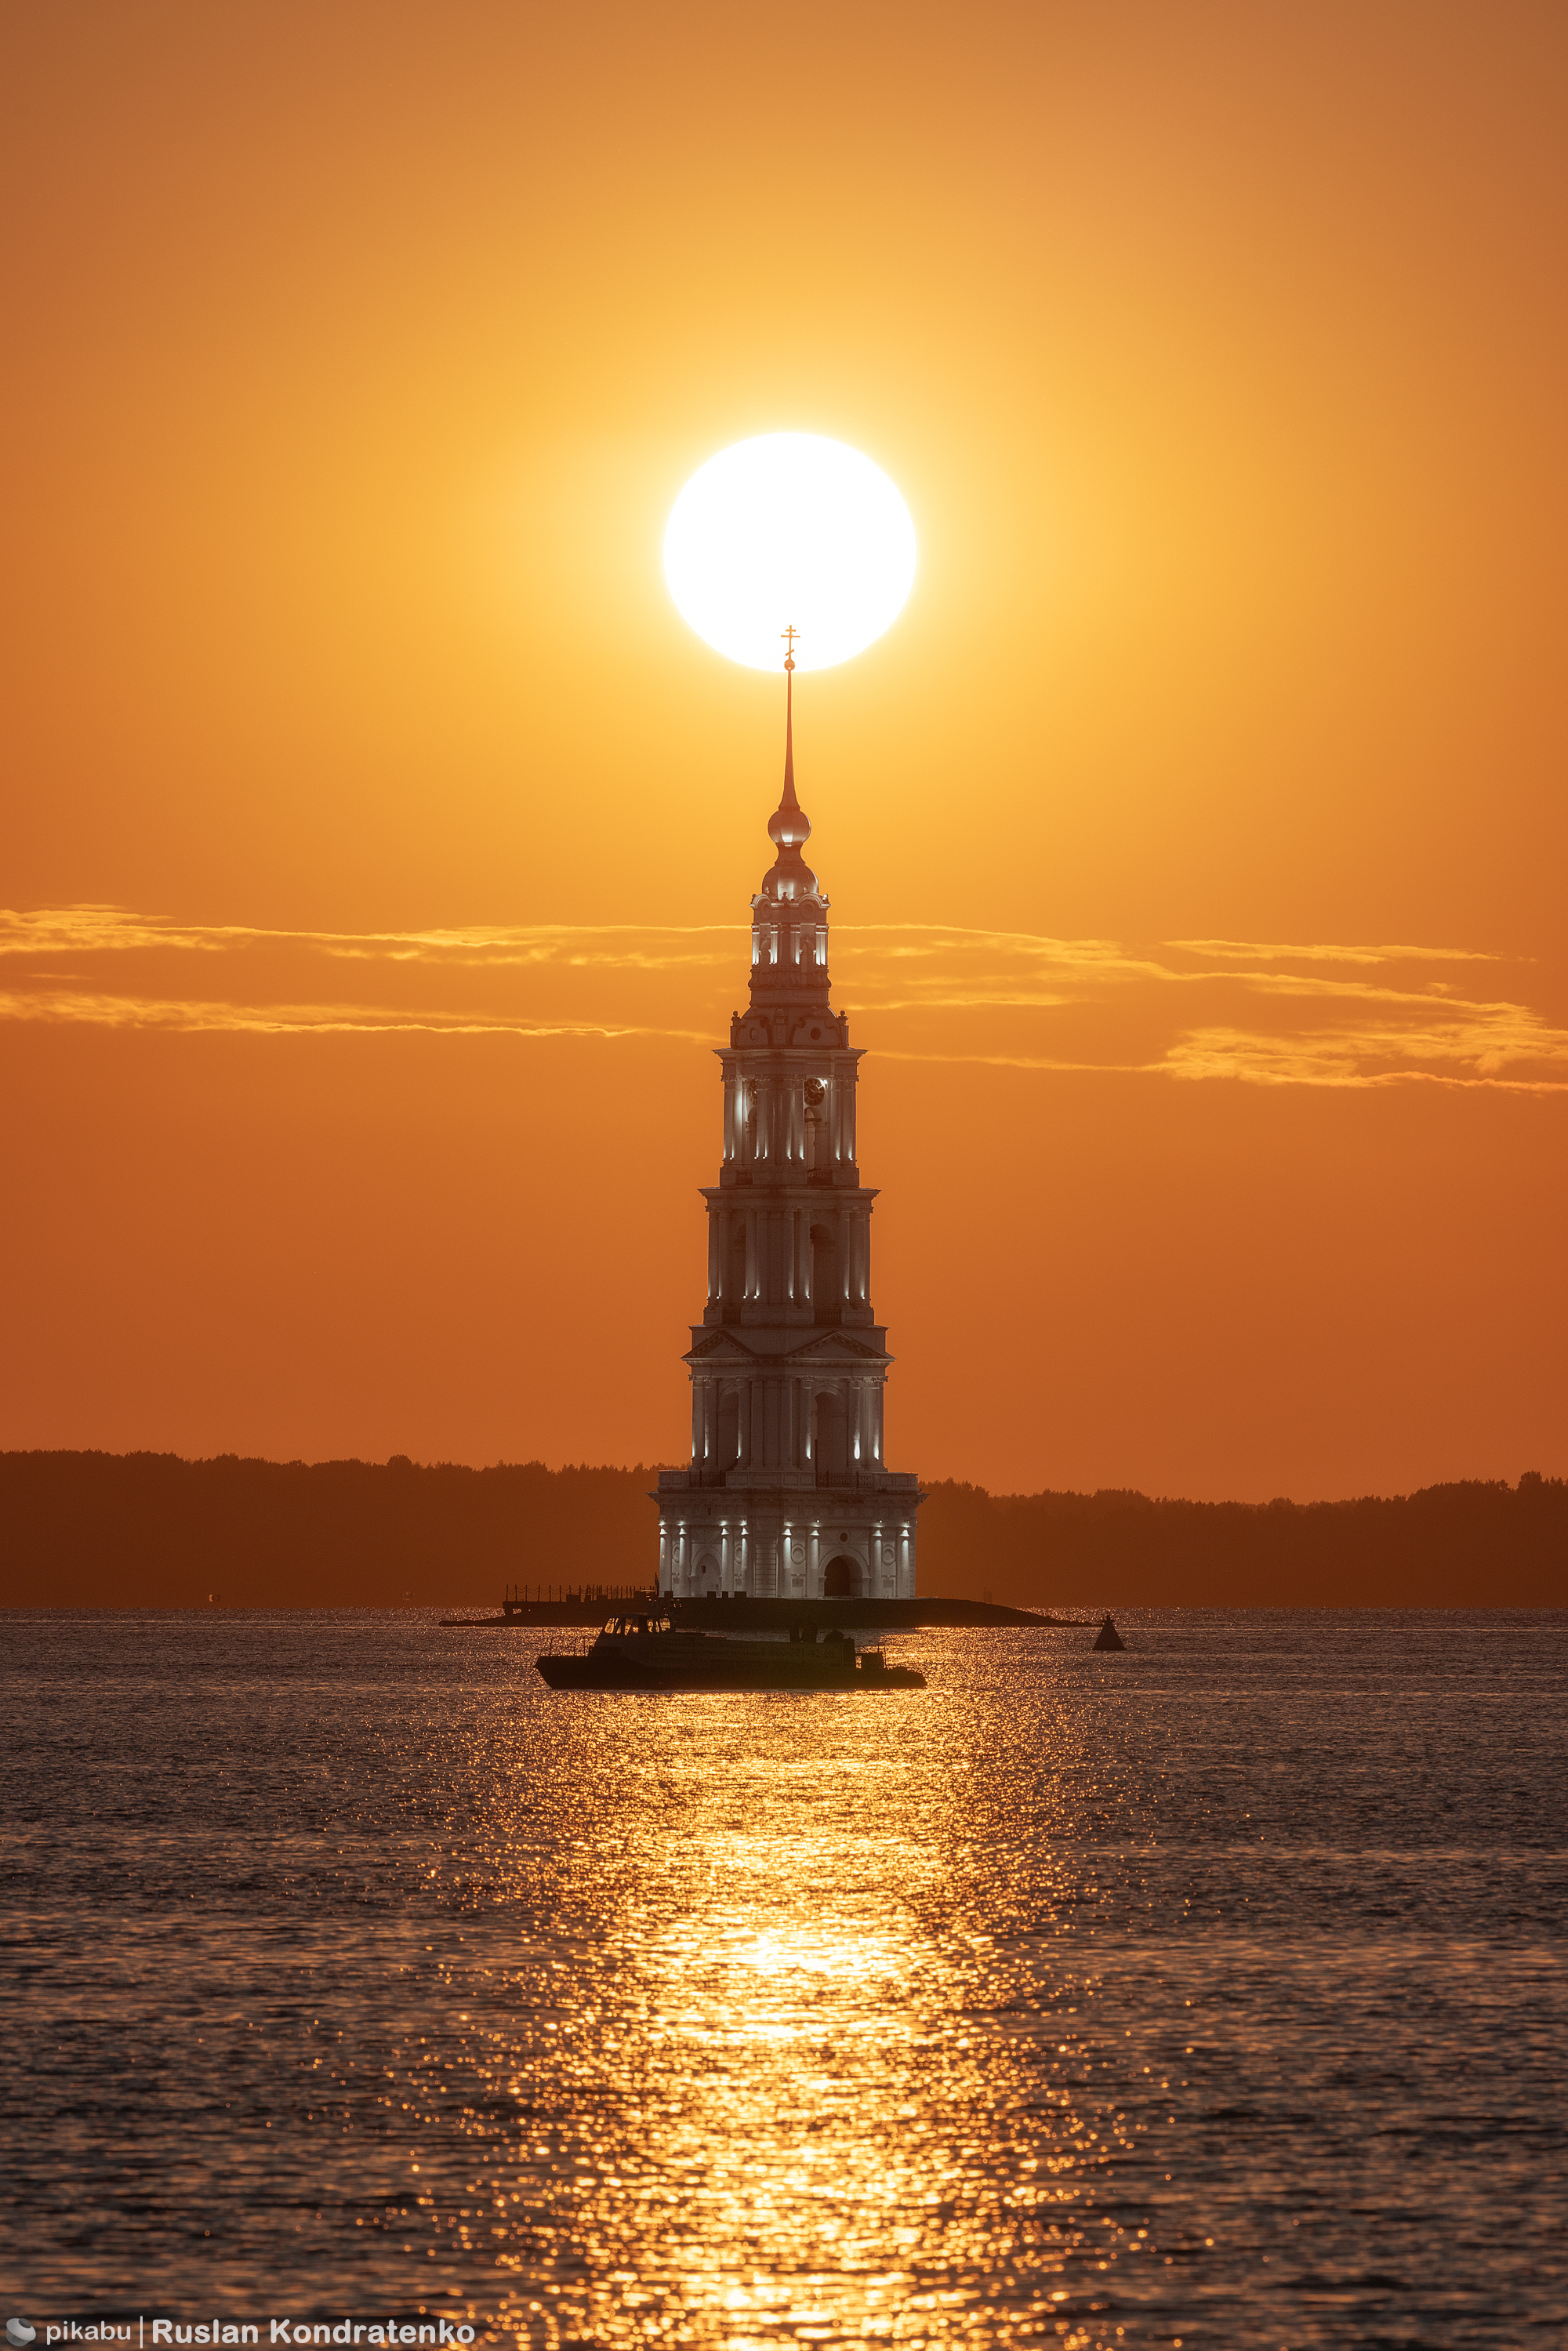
[655,1470,920,1602]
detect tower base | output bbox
[655,1469,920,1601]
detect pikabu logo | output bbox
[9,2325,38,2348]
[31,2333,129,2346]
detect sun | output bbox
[663,432,916,672]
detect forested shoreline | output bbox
[2,1450,1561,1608]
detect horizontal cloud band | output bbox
[2,908,1563,1094]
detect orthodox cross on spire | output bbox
[782,622,799,671]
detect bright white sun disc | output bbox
[664,433,916,673]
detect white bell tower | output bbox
[655,635,921,1601]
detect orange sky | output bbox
[3,1,1565,1501]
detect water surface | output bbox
[5,1610,1564,2348]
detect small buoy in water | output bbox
[1092,1613,1126,1652]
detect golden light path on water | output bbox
[402,1694,1151,2351]
[7,1616,1565,2349]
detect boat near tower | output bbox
[535,1605,926,1691]
[655,637,921,1604]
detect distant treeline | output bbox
[925,1475,1564,1608]
[0,1451,1563,1609]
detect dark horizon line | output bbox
[1,1443,1560,1515]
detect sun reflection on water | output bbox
[370,1683,1159,2347]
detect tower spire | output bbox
[764,625,813,883]
[746,620,827,1012]
[782,623,799,808]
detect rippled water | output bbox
[5,1611,1565,2349]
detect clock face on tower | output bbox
[804,1078,826,1105]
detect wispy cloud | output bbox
[1164,1017,1568,1092]
[834,926,1567,1088]
[0,907,735,972]
[3,905,1562,1094]
[0,986,708,1045]
[1166,937,1504,968]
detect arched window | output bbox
[811,1224,839,1326]
[812,1388,848,1474]
[717,1389,740,1468]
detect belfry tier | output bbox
[655,684,920,1604]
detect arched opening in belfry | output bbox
[810,1224,839,1326]
[727,1221,747,1319]
[812,1388,848,1475]
[822,1555,860,1598]
[717,1389,740,1468]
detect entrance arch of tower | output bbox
[693,1549,720,1594]
[822,1554,862,1598]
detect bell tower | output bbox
[655,636,921,1601]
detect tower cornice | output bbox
[717,1043,864,1065]
[700,1182,880,1205]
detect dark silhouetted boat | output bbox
[535,1606,925,1693]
